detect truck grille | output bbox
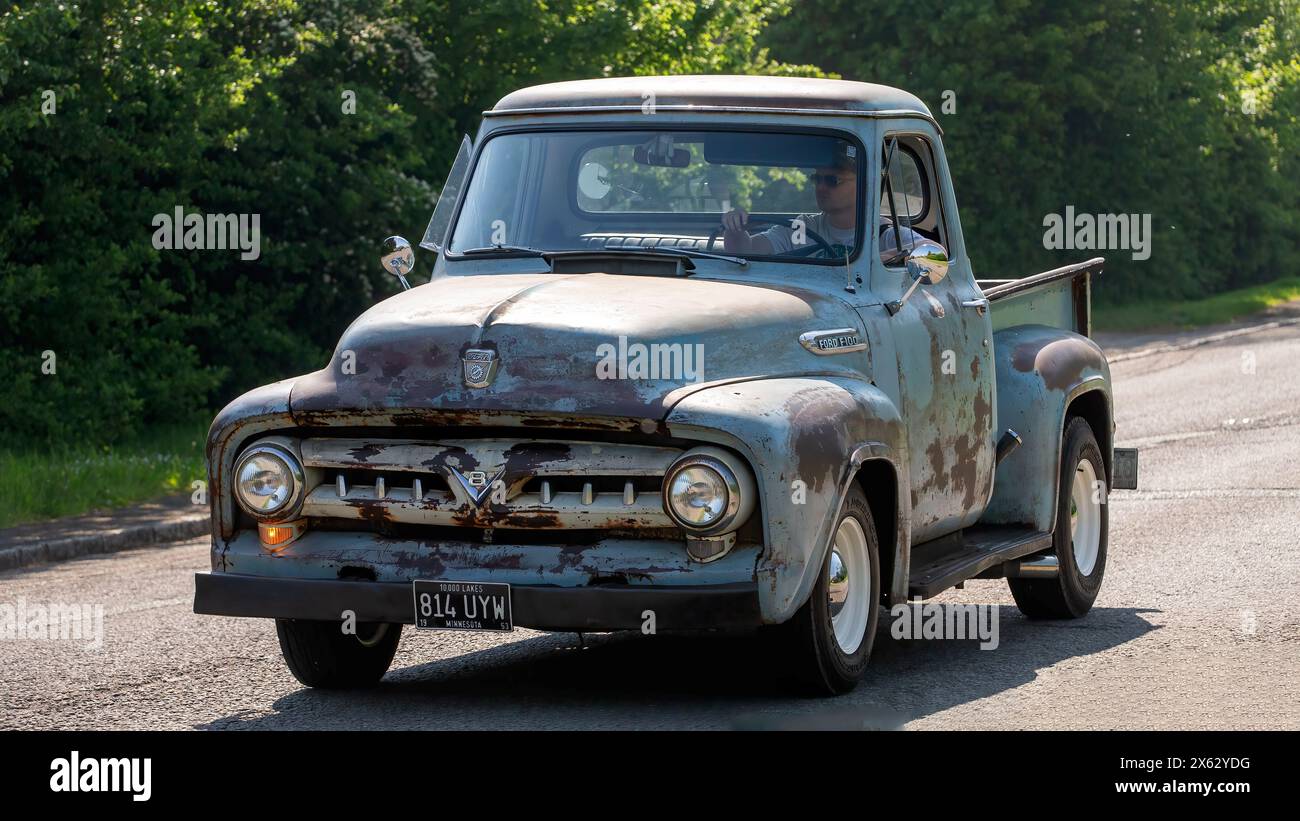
[297,438,679,530]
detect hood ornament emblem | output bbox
[447,467,504,507]
[462,348,499,388]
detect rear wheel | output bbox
[773,485,881,695]
[275,618,401,688]
[1009,416,1108,619]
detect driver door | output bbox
[876,132,995,543]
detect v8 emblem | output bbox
[448,467,505,506]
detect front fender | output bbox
[666,376,909,623]
[206,376,302,546]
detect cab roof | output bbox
[490,75,934,118]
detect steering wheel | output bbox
[706,215,838,259]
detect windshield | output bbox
[447,129,864,263]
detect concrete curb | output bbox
[0,497,210,573]
[0,517,210,572]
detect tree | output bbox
[763,0,1300,302]
[0,0,809,446]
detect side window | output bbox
[879,136,947,267]
[880,144,925,224]
[422,135,473,252]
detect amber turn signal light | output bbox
[258,519,307,551]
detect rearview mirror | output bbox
[381,235,415,290]
[885,240,950,316]
[634,136,690,168]
[905,240,949,285]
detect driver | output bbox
[720,141,920,261]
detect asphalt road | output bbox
[2,320,1297,730]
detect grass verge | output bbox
[0,422,208,530]
[1095,277,1300,332]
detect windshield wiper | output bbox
[453,243,747,271]
[456,245,547,256]
[638,246,748,267]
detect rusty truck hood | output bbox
[289,272,865,424]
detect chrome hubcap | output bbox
[827,515,870,654]
[1070,459,1101,576]
[828,550,849,617]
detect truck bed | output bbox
[978,257,1104,337]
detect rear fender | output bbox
[981,325,1112,532]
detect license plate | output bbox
[412,580,512,632]
[1113,447,1139,490]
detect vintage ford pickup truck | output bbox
[194,76,1138,694]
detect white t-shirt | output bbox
[760,213,922,260]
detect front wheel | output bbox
[1009,416,1108,619]
[772,485,881,695]
[275,618,402,688]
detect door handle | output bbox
[962,298,989,316]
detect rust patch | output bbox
[500,511,563,528]
[924,440,949,491]
[348,499,393,527]
[292,406,643,433]
[479,553,525,570]
[551,544,589,574]
[783,385,852,493]
[617,566,683,577]
[337,565,377,581]
[517,416,642,432]
[500,441,573,484]
[348,443,384,463]
[949,432,980,510]
[1011,336,1100,391]
[420,444,476,473]
[972,386,992,437]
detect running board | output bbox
[907,526,1053,599]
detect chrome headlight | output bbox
[234,443,304,520]
[662,447,756,535]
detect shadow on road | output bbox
[198,606,1159,730]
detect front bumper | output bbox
[193,571,762,632]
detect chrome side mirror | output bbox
[886,241,950,316]
[381,236,415,290]
[905,240,949,285]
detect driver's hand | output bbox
[721,207,754,253]
[721,207,749,232]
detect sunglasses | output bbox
[808,172,854,188]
